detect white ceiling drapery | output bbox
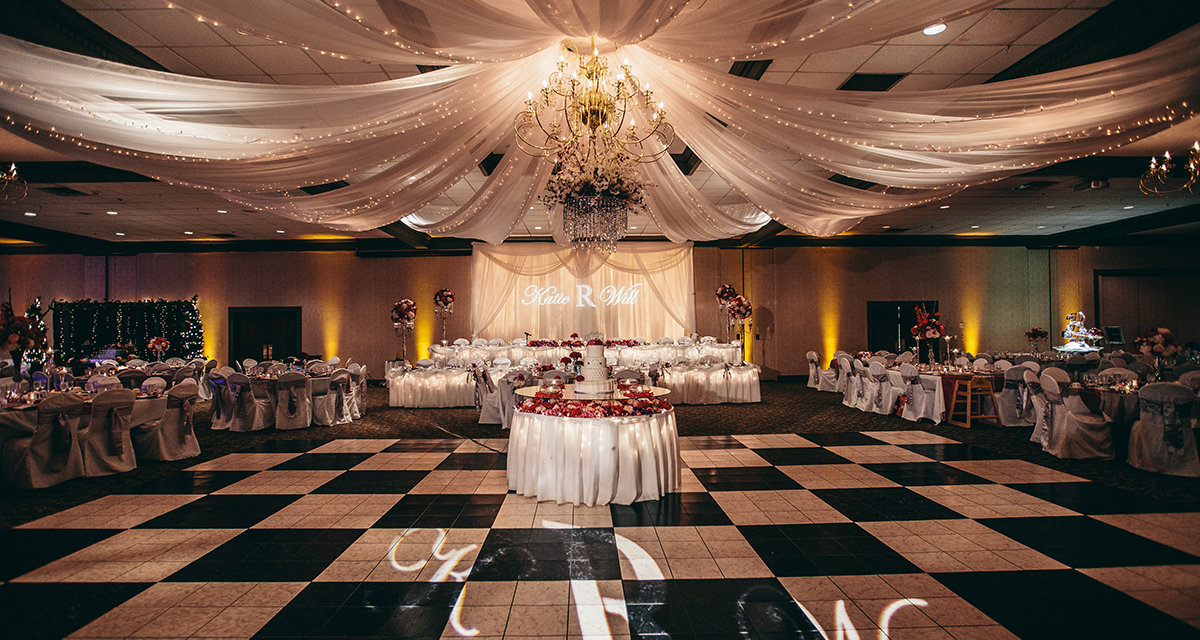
[0,1,1197,239]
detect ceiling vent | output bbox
[479,153,504,176]
[728,60,773,80]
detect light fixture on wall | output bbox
[1140,141,1199,196]
[515,38,674,254]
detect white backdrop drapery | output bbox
[471,242,695,340]
[0,2,1198,237]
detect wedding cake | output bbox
[573,344,614,395]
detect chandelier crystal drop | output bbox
[1140,141,1199,196]
[516,39,674,254]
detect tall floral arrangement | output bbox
[1,300,46,352]
[1134,327,1179,358]
[911,305,944,339]
[391,299,416,324]
[1025,327,1048,352]
[727,295,753,321]
[434,288,455,309]
[540,139,648,211]
[715,284,738,304]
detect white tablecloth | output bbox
[659,364,761,404]
[507,409,680,506]
[0,395,168,440]
[387,367,510,408]
[885,370,947,424]
[429,342,745,367]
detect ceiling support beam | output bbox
[0,220,116,254]
[736,221,787,247]
[1044,203,1200,246]
[378,222,433,249]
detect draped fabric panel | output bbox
[471,242,695,339]
[0,3,1198,238]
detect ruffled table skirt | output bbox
[388,370,476,408]
[658,365,761,404]
[507,409,680,506]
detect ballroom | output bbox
[2,1,1200,639]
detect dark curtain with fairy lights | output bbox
[51,296,204,361]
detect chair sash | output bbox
[210,377,228,420]
[1040,395,1062,448]
[1142,398,1193,454]
[872,372,887,407]
[1003,379,1028,418]
[229,380,254,420]
[104,405,133,456]
[903,372,920,408]
[167,394,196,444]
[38,406,84,472]
[1022,381,1039,419]
[331,379,348,418]
[279,377,307,416]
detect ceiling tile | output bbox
[170,46,263,76]
[857,45,942,74]
[120,9,230,46]
[914,45,1004,74]
[236,45,325,75]
[78,9,162,46]
[954,9,1059,45]
[1014,9,1091,46]
[799,45,880,72]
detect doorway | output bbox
[866,301,938,358]
[228,307,302,365]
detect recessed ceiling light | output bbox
[922,23,947,36]
[629,226,637,229]
[971,225,980,229]
[1046,205,1055,209]
[533,226,542,230]
[1123,205,1135,209]
[184,231,194,235]
[882,225,890,229]
[216,209,227,213]
[939,205,950,209]
[1037,225,1046,229]
[115,232,125,236]
[24,211,36,217]
[276,230,285,234]
[107,211,118,215]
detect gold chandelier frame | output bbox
[1140,141,1199,196]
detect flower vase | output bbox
[719,302,728,342]
[10,349,23,382]
[927,343,938,365]
[435,305,452,343]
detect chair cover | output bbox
[80,388,136,476]
[806,351,837,392]
[895,351,914,364]
[1023,361,1041,374]
[87,375,122,392]
[220,372,264,432]
[1025,370,1048,446]
[840,357,858,407]
[347,363,361,375]
[868,355,886,365]
[976,354,994,364]
[855,361,876,412]
[493,357,512,368]
[489,338,505,346]
[310,376,334,426]
[355,366,368,418]
[519,357,537,367]
[874,350,889,356]
[1043,367,1070,386]
[542,370,568,383]
[141,376,167,394]
[329,370,355,425]
[472,338,488,347]
[126,359,147,369]
[994,360,1012,371]
[416,358,435,368]
[833,350,849,358]
[1127,361,1152,379]
[165,357,185,367]
[133,380,201,461]
[170,365,193,387]
[1044,379,1112,460]
[1,392,86,488]
[1178,370,1200,392]
[511,338,527,346]
[867,361,896,415]
[954,357,971,367]
[1066,355,1090,381]
[454,338,470,346]
[1085,351,1102,361]
[677,336,694,346]
[198,360,218,400]
[475,367,503,425]
[327,356,341,367]
[447,358,466,368]
[884,353,897,366]
[996,366,1034,427]
[1013,355,1038,365]
[274,372,313,430]
[1128,383,1199,477]
[964,353,975,361]
[307,361,331,376]
[1110,357,1129,368]
[117,369,148,390]
[31,371,50,391]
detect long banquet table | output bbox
[0,394,168,453]
[385,364,512,408]
[429,342,744,367]
[658,363,761,404]
[507,387,680,506]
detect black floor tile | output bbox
[434,452,507,470]
[801,432,885,446]
[611,493,733,526]
[680,435,747,450]
[374,493,502,529]
[810,487,966,521]
[135,494,300,529]
[624,579,823,639]
[977,516,1200,568]
[738,523,919,577]
[238,439,332,453]
[1007,482,1196,515]
[897,443,1000,461]
[0,582,150,640]
[310,470,430,494]
[268,453,375,470]
[127,470,258,494]
[752,447,852,466]
[861,461,994,486]
[166,528,363,582]
[0,529,122,582]
[935,570,1200,640]
[688,467,804,493]
[381,439,461,453]
[470,528,620,581]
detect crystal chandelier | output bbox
[1140,141,1199,196]
[1,163,26,203]
[515,39,674,254]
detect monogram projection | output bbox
[520,283,643,307]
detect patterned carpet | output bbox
[1,383,1199,639]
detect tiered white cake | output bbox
[574,344,614,395]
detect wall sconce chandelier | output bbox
[516,39,674,254]
[1140,141,1199,196]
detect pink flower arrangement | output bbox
[1134,327,1179,357]
[0,302,46,351]
[529,339,559,347]
[434,288,455,308]
[1025,327,1048,342]
[587,338,604,346]
[715,284,738,303]
[148,337,170,352]
[517,397,672,418]
[605,339,638,348]
[727,295,752,320]
[391,299,416,323]
[911,305,944,339]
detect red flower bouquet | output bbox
[1134,328,1179,358]
[391,299,416,324]
[148,337,170,352]
[727,295,753,320]
[1025,327,1048,342]
[0,302,46,352]
[433,288,455,308]
[910,305,944,339]
[715,284,738,304]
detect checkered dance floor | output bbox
[3,430,1199,639]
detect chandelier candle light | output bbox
[1140,141,1199,196]
[391,299,417,363]
[517,39,674,254]
[433,288,454,343]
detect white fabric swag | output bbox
[0,1,1197,238]
[471,242,695,339]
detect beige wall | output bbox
[2,243,1195,378]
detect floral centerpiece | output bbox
[517,397,672,418]
[727,295,752,321]
[911,305,945,363]
[529,339,559,348]
[563,333,584,348]
[1025,327,1048,353]
[391,299,416,361]
[1134,327,1180,358]
[148,336,170,361]
[433,288,454,341]
[1,300,47,382]
[715,284,738,304]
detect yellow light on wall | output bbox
[959,289,981,356]
[818,250,842,363]
[323,310,340,361]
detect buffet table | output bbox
[658,363,761,404]
[507,393,680,506]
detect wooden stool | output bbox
[948,376,1000,428]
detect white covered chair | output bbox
[1026,370,1049,447]
[493,357,512,368]
[855,361,877,412]
[354,366,368,418]
[806,351,837,392]
[87,374,121,392]
[329,369,355,425]
[1023,361,1041,374]
[1128,383,1199,477]
[898,364,939,423]
[241,358,258,373]
[895,351,914,364]
[840,357,859,407]
[1103,368,1137,382]
[416,358,435,369]
[519,356,537,367]
[198,359,217,400]
[79,388,137,476]
[954,356,971,367]
[454,338,470,347]
[1,392,87,488]
[1042,376,1112,460]
[133,380,201,461]
[310,375,334,426]
[996,366,1034,427]
[1042,366,1070,387]
[472,338,488,347]
[489,338,506,347]
[475,367,503,425]
[141,376,168,395]
[224,372,268,432]
[172,365,195,387]
[275,372,313,430]
[973,358,989,370]
[867,361,898,415]
[207,370,230,430]
[1178,370,1200,392]
[165,357,185,367]
[994,359,1012,371]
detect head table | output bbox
[506,385,680,506]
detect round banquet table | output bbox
[507,404,680,507]
[514,384,670,400]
